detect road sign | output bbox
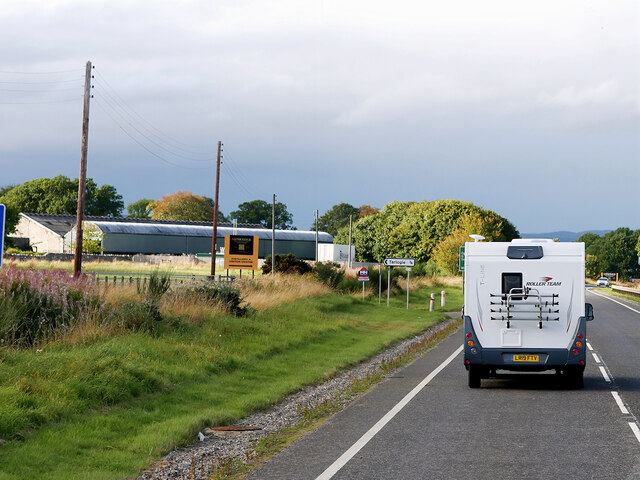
[224,235,260,270]
[0,204,5,268]
[357,267,370,281]
[459,246,465,272]
[383,258,415,267]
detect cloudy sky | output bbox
[1,0,638,233]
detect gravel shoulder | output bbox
[138,315,461,480]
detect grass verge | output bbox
[0,281,462,480]
[596,287,640,306]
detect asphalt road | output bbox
[248,288,640,480]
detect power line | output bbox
[223,150,269,199]
[0,78,82,85]
[0,97,80,105]
[93,97,211,170]
[0,68,80,75]
[93,70,214,159]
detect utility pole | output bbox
[73,61,93,278]
[315,209,319,262]
[271,194,276,275]
[210,140,222,278]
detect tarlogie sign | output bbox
[383,258,415,267]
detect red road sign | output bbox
[358,267,370,281]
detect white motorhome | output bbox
[463,239,594,388]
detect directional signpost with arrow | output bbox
[383,258,415,308]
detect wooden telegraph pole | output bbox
[210,141,222,278]
[271,194,276,275]
[73,61,93,278]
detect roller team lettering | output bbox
[526,277,562,287]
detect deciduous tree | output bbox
[230,200,293,229]
[150,191,224,222]
[313,203,359,236]
[0,176,123,245]
[335,200,518,263]
[127,198,154,219]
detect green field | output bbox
[0,280,462,479]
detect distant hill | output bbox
[520,230,611,242]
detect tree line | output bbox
[579,229,640,281]
[3,177,638,281]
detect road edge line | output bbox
[315,345,463,480]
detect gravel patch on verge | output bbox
[139,316,460,480]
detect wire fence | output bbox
[92,272,236,287]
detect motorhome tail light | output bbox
[466,333,472,338]
[467,340,474,347]
[572,348,579,355]
[465,359,470,364]
[577,333,584,340]
[580,360,585,365]
[575,341,583,348]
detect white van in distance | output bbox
[463,239,594,388]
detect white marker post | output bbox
[441,290,446,307]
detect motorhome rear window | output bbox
[507,245,543,259]
[502,273,523,298]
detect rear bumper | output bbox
[463,315,587,371]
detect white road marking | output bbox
[612,392,629,415]
[584,335,640,447]
[315,345,463,480]
[629,423,640,444]
[588,290,640,315]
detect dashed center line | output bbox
[589,340,640,447]
[612,392,629,415]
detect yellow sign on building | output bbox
[224,235,259,270]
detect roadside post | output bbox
[406,267,411,309]
[430,293,435,312]
[0,204,5,268]
[378,263,382,305]
[387,266,391,307]
[383,258,415,308]
[357,266,370,300]
[441,290,446,307]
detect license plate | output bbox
[513,354,539,362]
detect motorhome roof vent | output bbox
[507,245,544,259]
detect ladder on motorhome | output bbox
[489,287,559,329]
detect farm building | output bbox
[11,213,333,259]
[66,220,333,259]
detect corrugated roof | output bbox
[87,221,334,242]
[20,213,265,237]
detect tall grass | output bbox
[238,274,330,309]
[0,265,101,346]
